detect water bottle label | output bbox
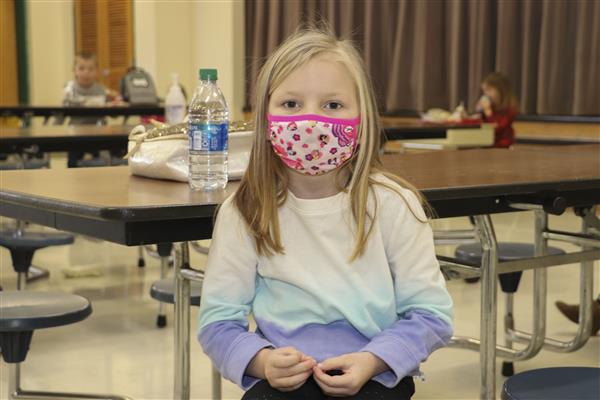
[189,122,228,151]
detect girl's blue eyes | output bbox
[281,101,343,110]
[282,101,298,108]
[324,102,343,110]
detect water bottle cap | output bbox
[199,69,218,81]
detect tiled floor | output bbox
[0,210,598,400]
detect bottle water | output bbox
[63,81,77,105]
[188,68,228,190]
[165,73,186,125]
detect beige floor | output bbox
[0,210,598,400]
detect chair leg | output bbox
[211,365,222,400]
[17,272,26,291]
[156,255,169,327]
[137,246,145,268]
[502,293,515,377]
[155,244,173,328]
[8,363,132,400]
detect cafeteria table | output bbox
[382,120,480,140]
[0,125,133,154]
[0,105,164,120]
[1,145,599,399]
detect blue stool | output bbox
[455,242,565,292]
[0,231,74,288]
[149,277,222,399]
[455,242,566,376]
[502,367,600,400]
[76,157,110,168]
[149,277,203,327]
[0,291,130,399]
[0,157,50,170]
[0,291,91,398]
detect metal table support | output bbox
[173,242,222,400]
[442,207,599,399]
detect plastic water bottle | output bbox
[63,81,78,105]
[188,68,229,190]
[165,73,186,125]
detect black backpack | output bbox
[119,67,159,105]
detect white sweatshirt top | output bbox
[198,174,453,389]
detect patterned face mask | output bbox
[267,114,360,175]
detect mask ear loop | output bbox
[348,121,361,160]
[335,120,361,188]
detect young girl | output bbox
[477,72,519,148]
[198,28,453,400]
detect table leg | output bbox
[212,365,222,400]
[174,242,191,400]
[474,215,498,400]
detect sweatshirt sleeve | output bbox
[484,107,516,132]
[360,186,453,387]
[197,197,273,390]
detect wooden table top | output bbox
[1,145,598,244]
[387,145,599,196]
[1,166,237,220]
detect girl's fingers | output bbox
[312,365,352,388]
[317,355,350,371]
[312,369,350,396]
[271,350,303,368]
[273,358,316,378]
[274,369,312,391]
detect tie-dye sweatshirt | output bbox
[198,174,453,390]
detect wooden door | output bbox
[75,0,133,91]
[1,0,19,105]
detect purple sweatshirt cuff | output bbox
[359,310,453,388]
[199,321,273,390]
[224,332,273,390]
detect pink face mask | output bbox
[267,114,360,175]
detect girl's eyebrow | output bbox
[278,91,345,98]
[278,91,303,98]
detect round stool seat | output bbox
[455,242,565,264]
[0,158,50,170]
[0,231,74,250]
[0,291,92,332]
[76,157,109,168]
[150,278,203,306]
[502,367,600,400]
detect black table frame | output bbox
[0,106,164,119]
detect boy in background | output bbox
[63,52,122,167]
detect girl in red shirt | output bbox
[477,72,519,148]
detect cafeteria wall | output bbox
[134,1,245,119]
[26,0,245,119]
[27,0,75,106]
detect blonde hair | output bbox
[234,27,427,261]
[74,51,98,67]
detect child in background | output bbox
[63,52,122,113]
[198,28,453,400]
[476,72,519,148]
[63,52,122,167]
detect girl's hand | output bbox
[477,95,493,117]
[312,352,388,396]
[261,347,316,391]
